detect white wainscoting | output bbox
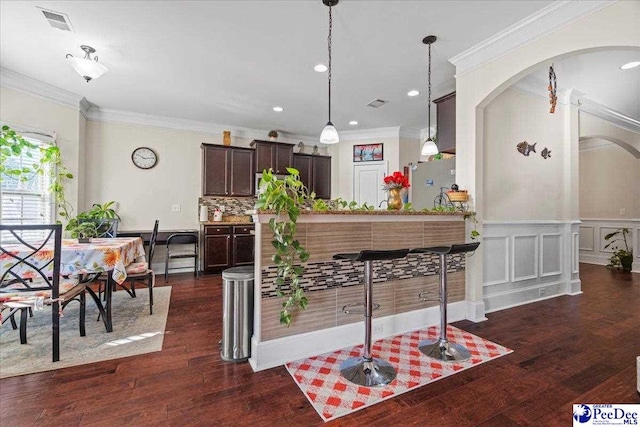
[579,219,639,273]
[483,221,581,313]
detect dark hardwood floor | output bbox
[1,263,638,426]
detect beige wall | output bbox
[0,87,82,216]
[483,88,566,220]
[84,120,256,230]
[579,144,640,219]
[580,113,640,157]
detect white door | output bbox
[353,162,387,208]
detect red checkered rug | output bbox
[285,325,512,422]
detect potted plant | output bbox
[255,168,310,326]
[604,228,633,271]
[65,201,121,238]
[381,171,410,210]
[69,221,98,243]
[268,130,278,141]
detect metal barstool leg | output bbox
[340,260,397,387]
[418,253,471,362]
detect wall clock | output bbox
[131,147,158,169]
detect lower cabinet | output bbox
[203,224,254,272]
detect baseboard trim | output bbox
[249,301,467,372]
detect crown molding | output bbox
[579,99,640,134]
[0,67,87,111]
[449,1,616,76]
[338,127,401,141]
[85,107,319,144]
[510,74,569,105]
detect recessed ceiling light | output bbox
[273,106,284,112]
[407,90,420,97]
[620,61,640,70]
[349,120,358,125]
[314,64,328,72]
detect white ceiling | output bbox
[0,0,558,137]
[532,49,640,120]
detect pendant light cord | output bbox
[427,41,432,140]
[327,4,333,122]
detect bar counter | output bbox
[249,210,474,371]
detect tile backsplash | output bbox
[199,197,256,220]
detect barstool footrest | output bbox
[340,356,397,387]
[342,302,380,314]
[418,338,472,362]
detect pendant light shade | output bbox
[320,0,339,144]
[421,35,438,157]
[66,45,108,82]
[320,121,339,144]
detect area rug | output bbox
[285,325,512,421]
[0,287,171,378]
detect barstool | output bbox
[410,242,480,362]
[333,248,410,387]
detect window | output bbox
[1,136,55,231]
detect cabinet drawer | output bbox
[233,225,255,235]
[204,226,231,235]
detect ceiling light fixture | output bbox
[421,35,439,157]
[349,120,358,125]
[407,90,420,97]
[66,45,108,82]
[273,106,284,112]
[314,64,328,72]
[319,0,339,145]
[620,61,640,70]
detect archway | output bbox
[453,1,639,321]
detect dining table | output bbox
[1,237,146,333]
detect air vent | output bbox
[366,99,389,108]
[38,7,74,32]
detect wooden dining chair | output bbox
[99,220,159,314]
[0,224,87,362]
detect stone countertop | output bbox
[248,209,472,216]
[200,221,254,226]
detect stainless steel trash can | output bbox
[221,265,254,362]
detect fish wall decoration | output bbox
[516,141,537,156]
[541,147,551,159]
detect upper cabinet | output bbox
[434,92,456,154]
[253,140,294,174]
[293,154,331,199]
[202,144,254,197]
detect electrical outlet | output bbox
[538,288,546,297]
[450,169,456,176]
[373,322,384,334]
[620,208,626,215]
[171,204,181,212]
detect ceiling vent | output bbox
[366,99,388,108]
[38,7,74,32]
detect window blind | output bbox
[1,137,54,241]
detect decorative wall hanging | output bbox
[548,65,557,113]
[516,141,537,157]
[541,147,551,159]
[353,143,383,162]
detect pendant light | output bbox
[421,35,439,156]
[66,45,108,83]
[319,0,339,145]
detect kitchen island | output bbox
[249,210,475,371]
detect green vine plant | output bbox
[1,125,74,222]
[255,168,311,326]
[463,212,480,242]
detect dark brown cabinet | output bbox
[293,154,331,199]
[203,224,254,272]
[253,140,294,174]
[434,92,456,154]
[203,226,231,270]
[202,144,254,197]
